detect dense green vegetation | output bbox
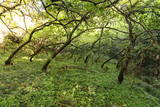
[0,52,160,106]
[0,0,160,106]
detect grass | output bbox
[0,52,160,107]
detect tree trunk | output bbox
[42,40,71,72]
[5,40,30,65]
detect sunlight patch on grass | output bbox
[21,56,29,60]
[21,56,45,61]
[32,58,45,61]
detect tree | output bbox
[3,0,160,83]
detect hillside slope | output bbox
[0,54,160,107]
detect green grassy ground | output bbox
[0,52,160,107]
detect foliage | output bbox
[0,0,160,106]
[0,54,160,107]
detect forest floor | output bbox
[0,52,160,107]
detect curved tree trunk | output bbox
[42,16,85,72]
[5,40,30,65]
[42,40,71,72]
[5,20,56,65]
[30,46,44,62]
[118,16,135,83]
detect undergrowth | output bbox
[0,53,160,107]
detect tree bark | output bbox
[5,20,56,65]
[5,40,30,65]
[42,40,71,72]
